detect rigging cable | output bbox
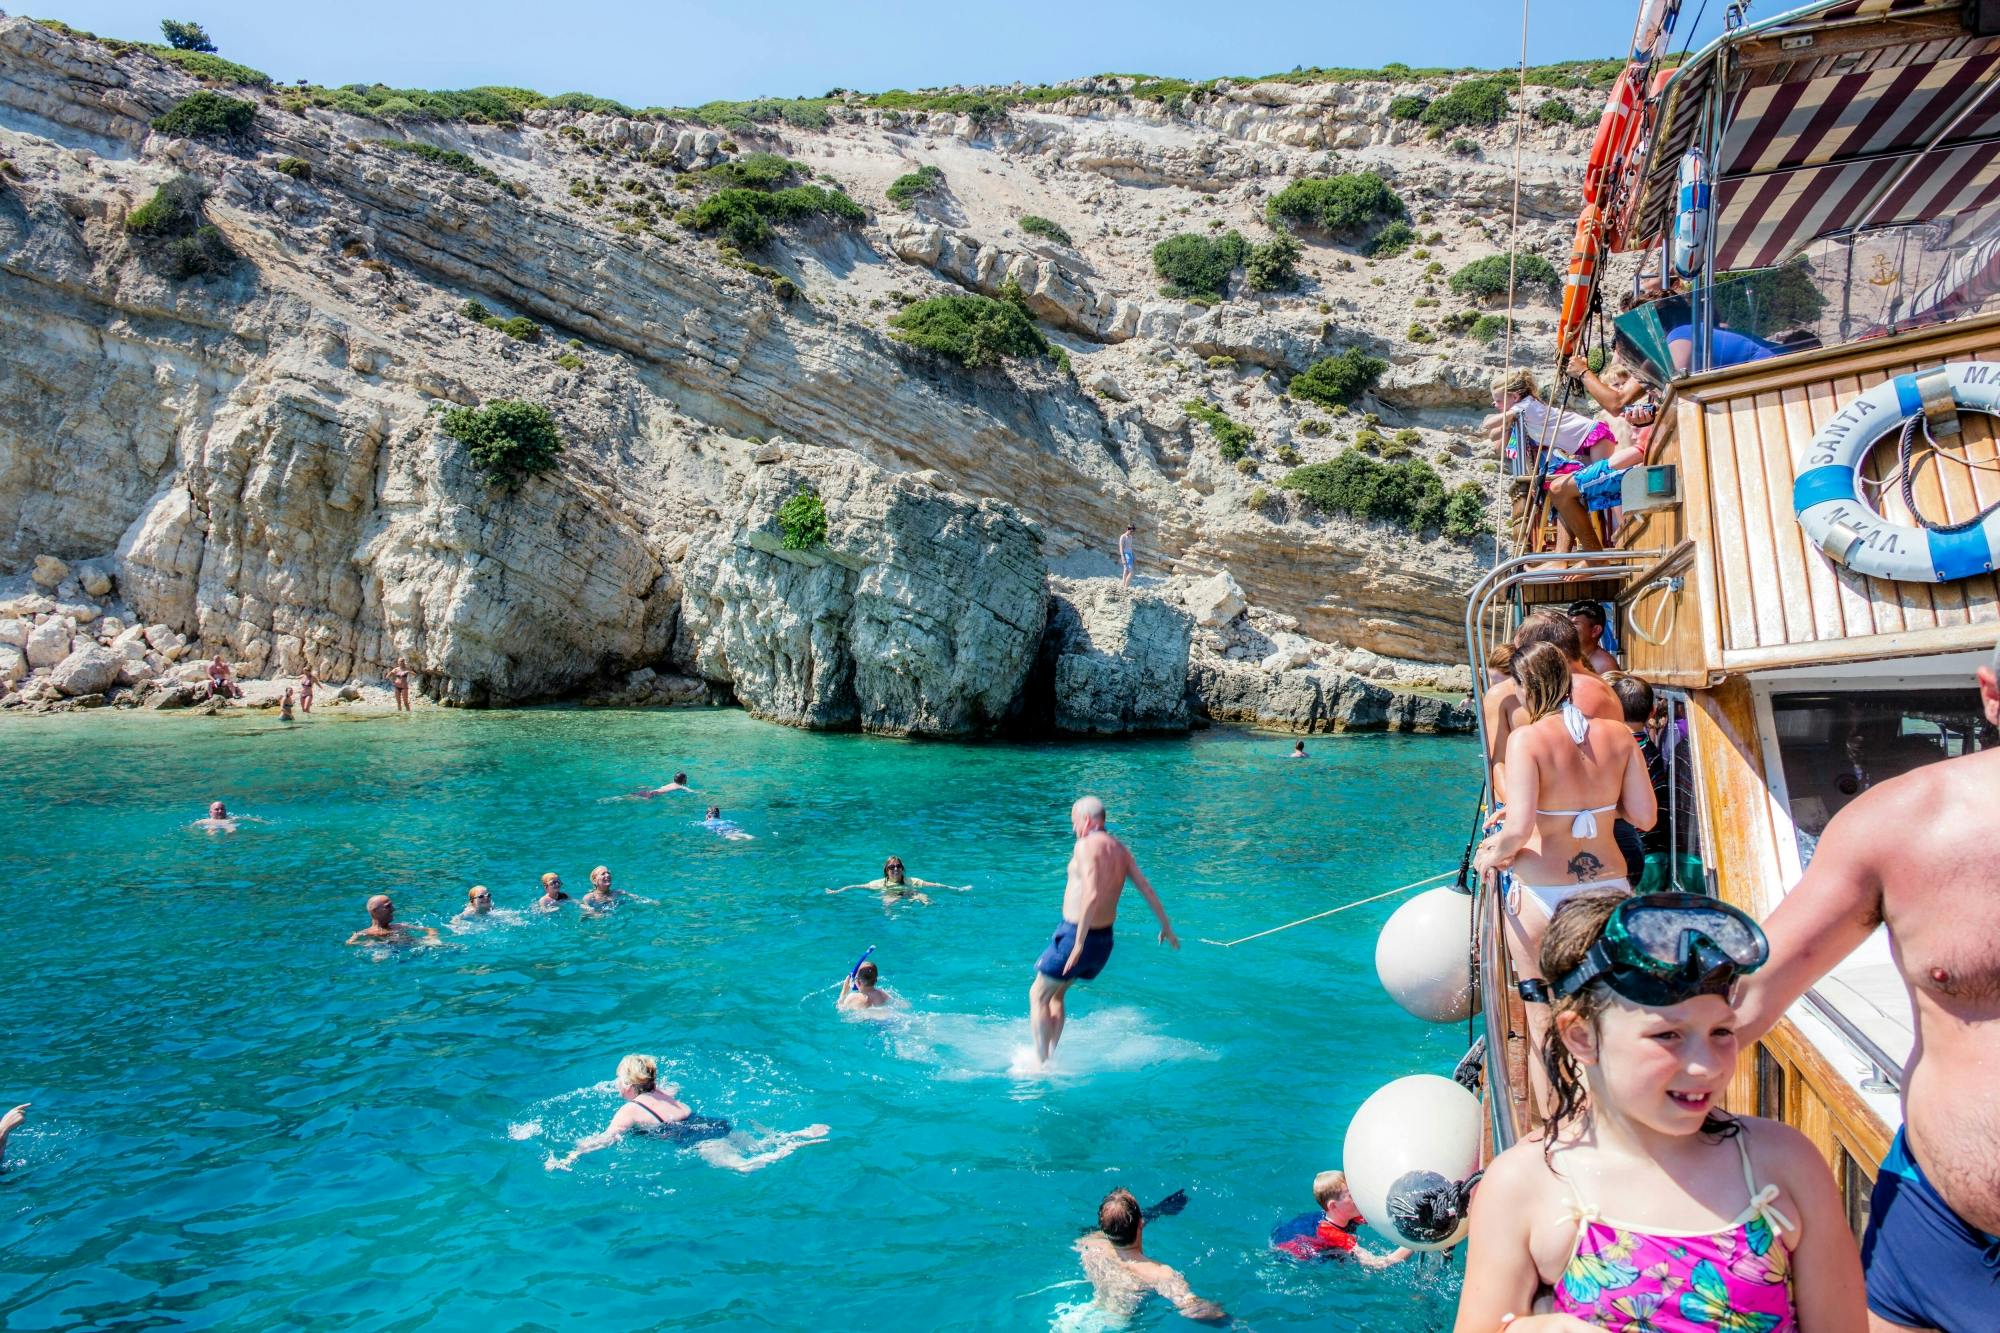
[1501,0,1530,384]
[1197,869,1457,948]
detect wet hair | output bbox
[1607,672,1654,726]
[1539,891,1737,1161]
[1311,1170,1348,1210]
[467,884,488,902]
[1492,368,1539,401]
[1098,1188,1142,1247]
[1485,643,1515,674]
[1567,599,1607,629]
[1512,642,1574,723]
[673,772,687,784]
[616,1053,658,1094]
[1513,609,1583,663]
[706,805,721,819]
[856,961,878,986]
[883,857,905,882]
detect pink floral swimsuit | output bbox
[1552,1130,1799,1333]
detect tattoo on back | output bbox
[1567,851,1606,883]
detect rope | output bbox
[1898,413,2000,533]
[1500,0,1531,378]
[1198,869,1457,948]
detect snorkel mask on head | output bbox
[1520,892,1769,1007]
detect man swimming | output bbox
[0,1102,26,1167]
[580,865,654,912]
[699,806,753,841]
[1030,796,1180,1066]
[646,772,691,796]
[345,894,440,946]
[1286,740,1307,759]
[194,801,237,833]
[827,856,965,906]
[837,960,897,1012]
[1076,1188,1225,1324]
[532,873,571,913]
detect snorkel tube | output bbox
[847,944,877,982]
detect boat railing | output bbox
[1800,987,1906,1095]
[1478,872,1521,1152]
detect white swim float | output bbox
[1670,147,1708,280]
[1342,1074,1482,1252]
[1375,888,1478,1024]
[1792,361,2000,584]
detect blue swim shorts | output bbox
[1573,458,1630,513]
[1860,1128,2000,1330]
[1036,921,1115,981]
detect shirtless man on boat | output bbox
[1735,645,2000,1333]
[345,894,440,947]
[1029,796,1180,1066]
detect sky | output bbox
[27,1,1739,109]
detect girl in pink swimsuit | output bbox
[1452,890,1866,1333]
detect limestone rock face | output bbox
[48,643,119,696]
[675,446,1048,737]
[1031,577,1193,734]
[1188,657,1474,735]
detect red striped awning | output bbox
[1627,0,2000,269]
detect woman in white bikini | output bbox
[1474,641,1657,1115]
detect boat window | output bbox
[1755,1045,1784,1123]
[1770,688,1997,869]
[1842,1150,1872,1243]
[1643,690,1707,894]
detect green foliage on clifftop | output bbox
[1281,451,1450,534]
[888,291,1054,368]
[151,91,255,138]
[440,400,564,488]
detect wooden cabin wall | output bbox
[1689,676,1786,918]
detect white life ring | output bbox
[1670,147,1707,280]
[1792,362,2000,584]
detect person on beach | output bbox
[828,857,963,906]
[699,806,753,841]
[298,667,315,715]
[206,655,243,701]
[544,1053,829,1174]
[0,1103,26,1167]
[1119,523,1136,587]
[1286,740,1307,759]
[1076,1188,1226,1324]
[1730,646,2000,1332]
[195,800,237,833]
[581,865,655,912]
[1475,642,1655,1115]
[1030,796,1180,1066]
[389,657,413,712]
[345,893,440,947]
[1270,1169,1411,1269]
[1452,890,1864,1333]
[837,959,896,1011]
[456,885,495,920]
[279,688,295,722]
[532,873,571,913]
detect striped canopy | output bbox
[1629,0,2000,271]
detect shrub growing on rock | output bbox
[1153,230,1248,300]
[485,315,540,341]
[1448,137,1480,156]
[125,174,237,278]
[700,152,804,191]
[1265,172,1405,240]
[1421,79,1510,131]
[777,487,829,550]
[1019,214,1072,245]
[160,19,216,52]
[1281,450,1448,532]
[886,164,946,208]
[1471,313,1508,341]
[151,90,255,138]
[888,292,1053,368]
[1184,400,1253,460]
[1363,220,1415,258]
[1289,348,1386,408]
[1388,94,1429,121]
[1534,97,1576,125]
[544,92,633,115]
[1444,482,1493,538]
[273,156,311,180]
[1450,253,1559,299]
[1245,232,1302,292]
[440,399,563,488]
[374,139,508,188]
[691,185,863,250]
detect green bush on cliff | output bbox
[1245,232,1301,291]
[1019,214,1072,245]
[1388,94,1429,121]
[690,186,863,250]
[1281,450,1448,532]
[1444,482,1493,538]
[1362,220,1415,258]
[1184,400,1253,460]
[777,487,829,550]
[1450,253,1559,299]
[1288,348,1386,408]
[440,400,564,488]
[1153,230,1248,300]
[699,152,804,191]
[273,156,311,180]
[160,19,215,51]
[126,174,209,234]
[125,174,238,279]
[888,291,1053,368]
[885,164,946,209]
[1534,97,1576,125]
[1265,172,1404,240]
[151,91,255,138]
[1421,78,1511,131]
[543,91,633,116]
[373,139,509,189]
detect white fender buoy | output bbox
[1343,1074,1482,1251]
[1375,888,1478,1023]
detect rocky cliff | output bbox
[0,18,1589,730]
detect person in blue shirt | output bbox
[1667,321,1780,373]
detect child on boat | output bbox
[1270,1169,1411,1268]
[1452,890,1865,1333]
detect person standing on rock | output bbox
[390,657,413,712]
[298,667,316,715]
[1030,796,1180,1067]
[1118,524,1136,588]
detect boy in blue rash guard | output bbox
[1028,796,1181,1066]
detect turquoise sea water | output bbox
[0,707,1480,1331]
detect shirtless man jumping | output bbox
[1029,796,1180,1066]
[1735,645,2000,1333]
[345,894,440,947]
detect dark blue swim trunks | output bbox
[1036,921,1114,981]
[1860,1128,2000,1331]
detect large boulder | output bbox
[48,644,120,697]
[1027,578,1193,734]
[30,554,68,588]
[0,644,23,683]
[675,445,1048,737]
[0,618,26,650]
[1182,571,1246,628]
[24,617,70,668]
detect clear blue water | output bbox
[0,707,1480,1330]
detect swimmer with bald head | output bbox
[345,894,440,946]
[1029,796,1180,1066]
[194,801,237,833]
